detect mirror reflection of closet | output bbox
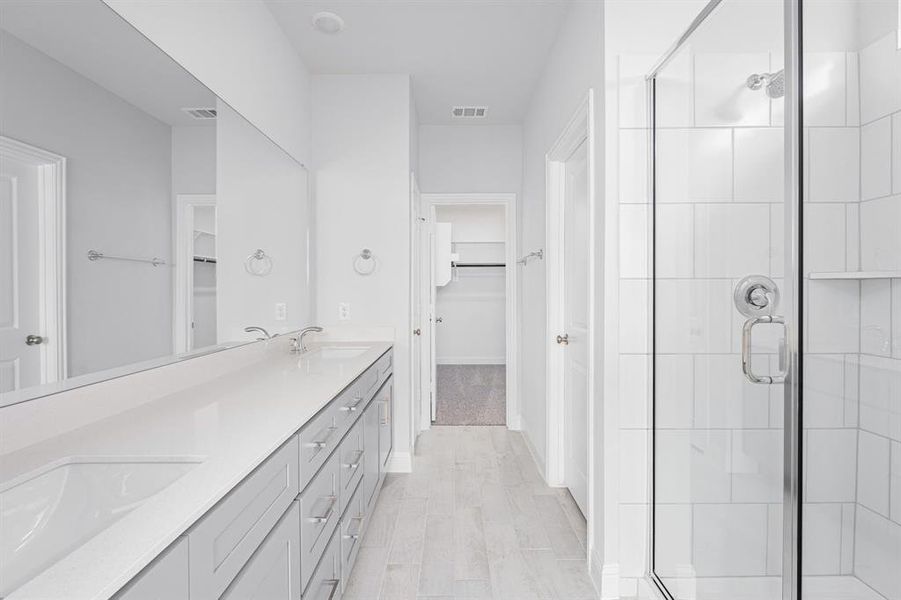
[191,205,217,350]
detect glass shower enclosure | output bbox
[647,0,901,599]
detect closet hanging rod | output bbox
[193,256,217,264]
[87,249,166,267]
[453,263,506,268]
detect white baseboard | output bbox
[600,563,620,600]
[436,357,506,365]
[506,414,522,430]
[386,451,412,473]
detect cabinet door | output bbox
[189,436,299,599]
[220,502,301,600]
[362,398,380,509]
[114,538,189,600]
[302,527,341,600]
[378,377,393,473]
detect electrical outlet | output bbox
[274,303,287,321]
[338,302,351,321]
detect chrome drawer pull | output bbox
[340,396,364,412]
[307,426,338,450]
[343,515,365,540]
[323,578,340,600]
[343,450,364,470]
[308,495,337,523]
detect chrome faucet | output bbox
[244,326,273,341]
[291,326,324,353]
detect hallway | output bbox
[344,426,596,599]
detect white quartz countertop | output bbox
[1,340,392,600]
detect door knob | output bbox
[556,334,569,345]
[413,328,421,336]
[26,335,44,346]
[435,317,443,324]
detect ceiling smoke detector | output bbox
[312,11,345,34]
[452,106,488,119]
[182,108,217,120]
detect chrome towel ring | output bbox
[353,248,376,276]
[244,248,273,276]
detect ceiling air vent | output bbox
[182,107,217,120]
[452,106,488,119]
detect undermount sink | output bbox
[311,346,370,360]
[0,456,202,596]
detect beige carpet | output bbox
[435,364,506,425]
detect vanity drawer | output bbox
[189,436,299,600]
[220,501,301,600]
[302,526,341,600]
[333,382,368,437]
[299,401,340,491]
[338,419,364,515]
[114,538,188,599]
[299,450,340,591]
[339,480,366,588]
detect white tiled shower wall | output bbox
[613,18,901,600]
[839,28,901,600]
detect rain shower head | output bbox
[746,69,785,99]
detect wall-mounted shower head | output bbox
[746,69,785,99]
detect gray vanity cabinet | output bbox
[377,377,393,475]
[113,348,393,600]
[188,436,300,600]
[220,502,301,600]
[362,396,381,509]
[113,538,189,600]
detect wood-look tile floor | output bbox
[344,426,596,600]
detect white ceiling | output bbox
[264,0,571,125]
[0,0,216,127]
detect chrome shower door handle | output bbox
[741,315,787,384]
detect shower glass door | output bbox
[649,1,787,598]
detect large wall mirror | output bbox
[0,0,312,406]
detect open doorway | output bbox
[418,193,518,430]
[435,203,506,425]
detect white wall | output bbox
[312,74,414,467]
[435,204,506,364]
[172,126,216,195]
[216,101,312,342]
[0,31,173,377]
[104,0,312,166]
[518,2,605,576]
[418,125,522,193]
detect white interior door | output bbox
[0,154,41,392]
[562,138,590,515]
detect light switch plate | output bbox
[338,302,350,320]
[274,303,287,321]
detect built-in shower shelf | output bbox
[808,271,901,280]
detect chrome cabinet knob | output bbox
[25,335,44,346]
[435,317,443,324]
[556,334,569,345]
[413,328,421,336]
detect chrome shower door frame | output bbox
[643,0,803,599]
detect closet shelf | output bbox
[808,271,901,280]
